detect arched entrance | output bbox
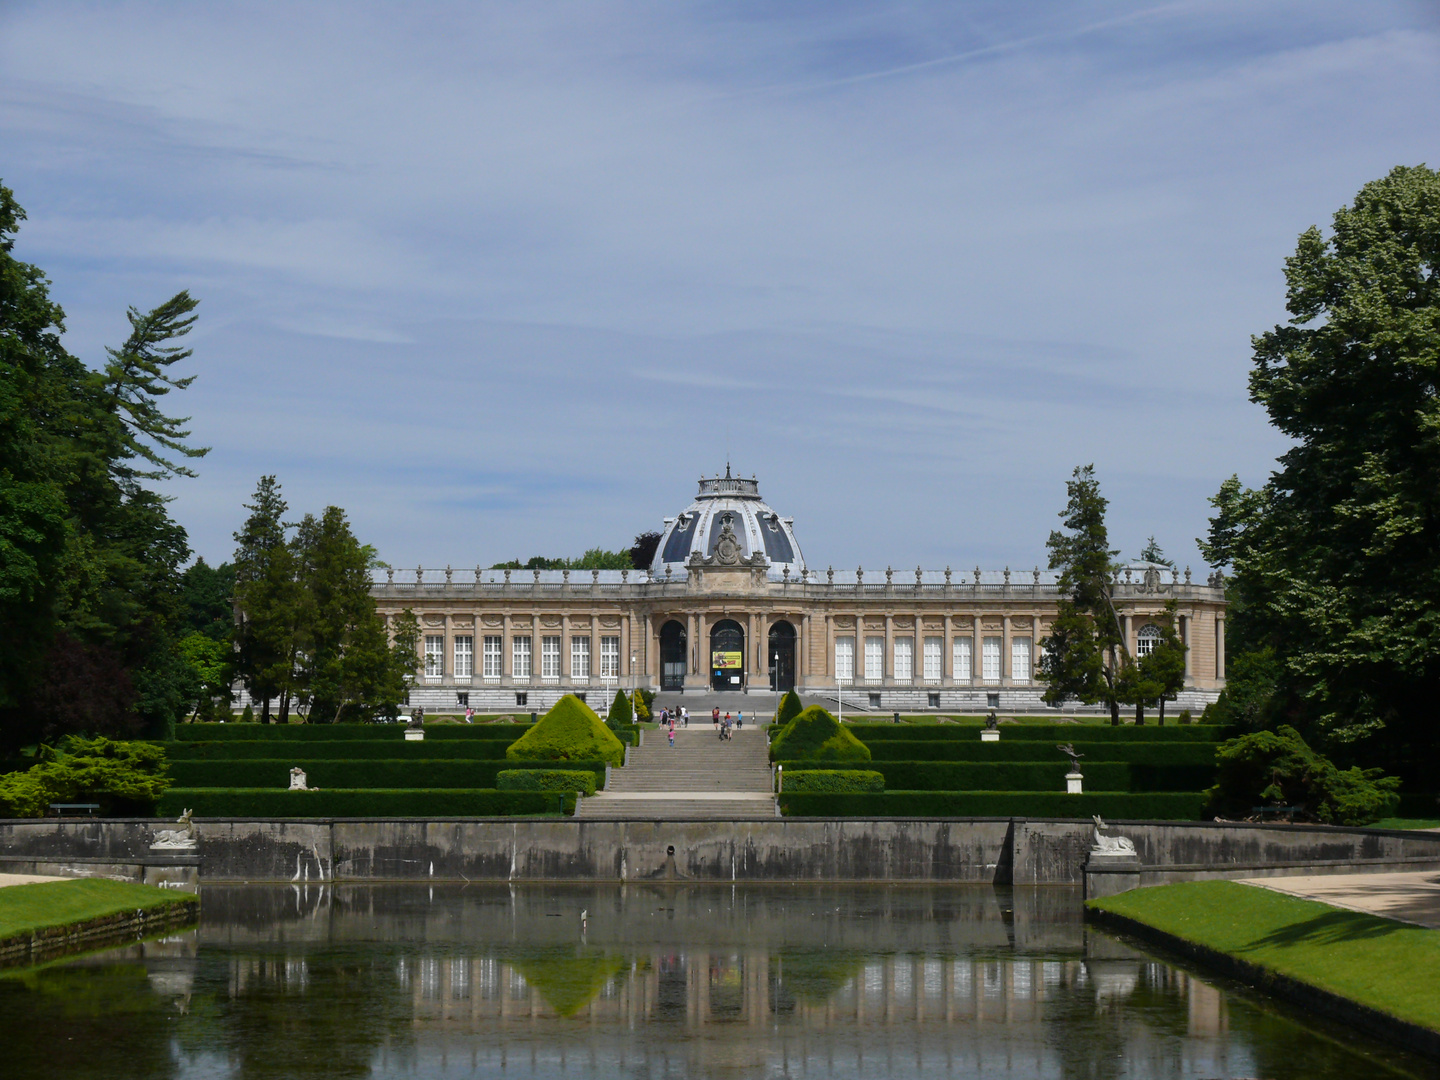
[768,620,796,693]
[660,620,687,691]
[710,619,745,691]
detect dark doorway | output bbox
[768,620,796,692]
[660,620,687,691]
[710,619,745,691]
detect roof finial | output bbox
[725,461,732,479]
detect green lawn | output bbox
[1371,818,1440,831]
[0,878,197,942]
[1089,880,1440,1033]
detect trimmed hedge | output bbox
[172,723,531,742]
[497,769,598,796]
[783,770,885,794]
[778,790,1207,819]
[507,695,625,766]
[849,723,1226,742]
[774,690,805,728]
[607,690,633,725]
[165,740,517,761]
[786,761,1217,793]
[860,740,1220,765]
[769,706,871,763]
[849,724,1225,742]
[156,788,564,817]
[167,759,606,790]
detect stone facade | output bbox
[367,473,1227,716]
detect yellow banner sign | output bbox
[712,651,743,670]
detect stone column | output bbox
[748,611,759,687]
[884,613,894,684]
[501,613,511,680]
[620,613,631,681]
[1123,613,1133,658]
[972,614,982,685]
[825,613,835,678]
[1216,614,1225,681]
[1181,614,1192,682]
[1002,613,1012,685]
[1032,614,1041,684]
[800,613,811,686]
[687,612,698,674]
[561,613,570,679]
[943,613,953,684]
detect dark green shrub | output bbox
[1177,709,1192,725]
[167,759,606,790]
[782,770,884,794]
[850,723,1224,742]
[497,769,598,796]
[506,695,625,766]
[241,705,255,723]
[634,689,653,722]
[805,760,1217,793]
[608,690,634,726]
[0,736,170,817]
[774,690,804,728]
[778,791,1206,819]
[769,706,871,763]
[1207,725,1400,825]
[166,740,517,761]
[860,740,1221,764]
[156,788,563,817]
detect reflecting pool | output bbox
[0,883,1428,1079]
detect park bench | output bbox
[1252,805,1302,822]
[48,803,100,817]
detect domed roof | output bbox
[651,467,806,579]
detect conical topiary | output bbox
[768,705,872,763]
[507,694,625,766]
[774,689,804,728]
[609,689,633,725]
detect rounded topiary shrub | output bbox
[496,769,598,796]
[609,689,633,725]
[506,694,625,767]
[769,705,871,763]
[774,690,804,728]
[782,769,884,794]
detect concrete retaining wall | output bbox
[4,816,1440,885]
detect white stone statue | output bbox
[289,767,311,791]
[1091,815,1136,855]
[151,808,197,851]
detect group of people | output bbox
[659,704,745,744]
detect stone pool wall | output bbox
[5,817,1440,886]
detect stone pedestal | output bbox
[1084,852,1142,899]
[981,730,1000,742]
[1066,771,1083,794]
[405,729,425,741]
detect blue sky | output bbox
[3,2,1437,573]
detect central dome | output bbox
[651,468,806,578]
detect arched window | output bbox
[1136,624,1162,658]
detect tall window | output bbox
[571,637,591,679]
[953,637,972,681]
[453,636,473,679]
[483,636,502,678]
[600,636,620,678]
[512,636,532,679]
[835,636,855,681]
[541,636,562,680]
[864,636,884,681]
[1137,624,1161,658]
[894,637,914,681]
[424,635,444,678]
[1011,637,1032,683]
[982,637,1002,682]
[923,637,942,681]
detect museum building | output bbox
[373,470,1228,715]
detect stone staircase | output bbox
[576,727,778,820]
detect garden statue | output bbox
[151,808,197,851]
[289,767,311,791]
[1091,815,1136,855]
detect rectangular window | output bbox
[424,635,444,678]
[953,638,972,681]
[923,637,943,681]
[927,691,941,708]
[456,691,468,707]
[868,692,882,709]
[483,636,502,678]
[982,637,1002,682]
[1011,637,1032,683]
[893,637,914,681]
[453,636,473,679]
[600,636,620,678]
[516,692,527,707]
[864,636,884,681]
[541,636,561,680]
[512,636,532,679]
[571,637,591,679]
[835,636,855,681]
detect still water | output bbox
[0,883,1428,1079]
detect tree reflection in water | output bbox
[0,883,1427,1079]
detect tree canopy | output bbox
[1200,165,1440,771]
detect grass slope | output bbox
[1089,880,1440,1033]
[0,879,197,942]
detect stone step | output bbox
[575,793,778,820]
